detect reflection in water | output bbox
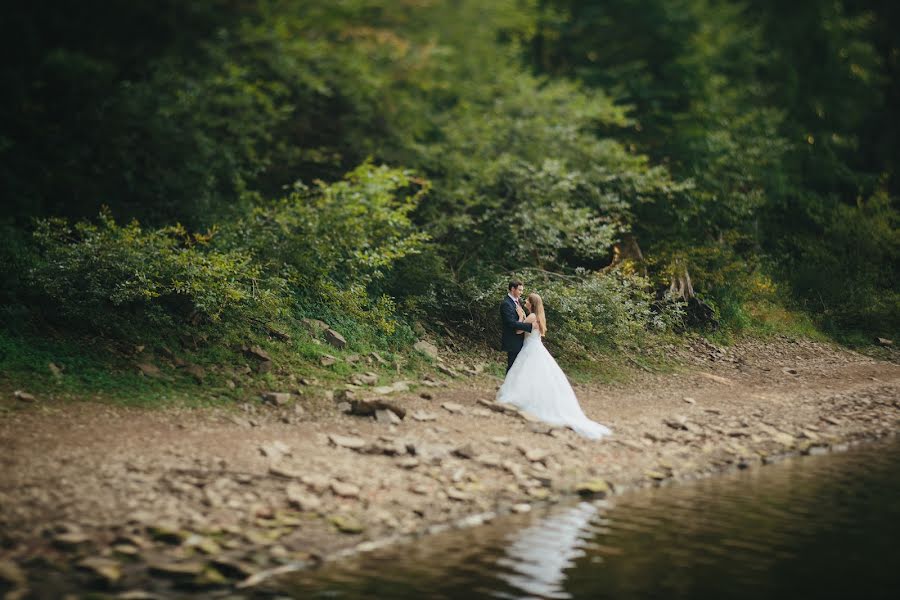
[284,438,900,600]
[495,503,599,599]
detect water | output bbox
[277,437,900,599]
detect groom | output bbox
[500,280,533,373]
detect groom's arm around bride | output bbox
[500,281,532,373]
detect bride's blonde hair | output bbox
[527,293,547,336]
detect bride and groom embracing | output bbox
[497,280,611,440]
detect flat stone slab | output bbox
[328,434,367,450]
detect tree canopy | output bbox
[1,0,896,351]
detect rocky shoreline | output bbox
[1,337,898,598]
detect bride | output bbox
[497,293,611,440]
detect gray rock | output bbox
[335,389,357,403]
[664,416,689,430]
[464,363,485,376]
[261,392,292,406]
[324,328,347,349]
[269,464,303,479]
[259,441,291,460]
[476,454,502,468]
[373,381,411,395]
[520,446,550,463]
[300,473,331,493]
[362,438,407,456]
[411,411,437,422]
[136,362,162,378]
[148,561,206,579]
[146,523,189,545]
[437,364,457,377]
[13,390,35,402]
[446,487,470,501]
[477,399,517,414]
[452,443,477,459]
[228,415,252,428]
[348,398,406,419]
[350,372,379,386]
[396,457,420,469]
[375,409,402,425]
[413,340,439,360]
[53,531,91,549]
[209,557,256,580]
[48,362,63,380]
[302,318,329,333]
[184,534,222,555]
[441,402,464,414]
[527,423,554,435]
[112,544,141,558]
[330,481,360,498]
[328,434,367,450]
[320,355,338,367]
[575,479,612,497]
[183,363,206,383]
[243,345,271,362]
[518,411,542,423]
[328,514,364,534]
[286,483,322,511]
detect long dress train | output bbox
[497,330,611,439]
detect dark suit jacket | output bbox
[500,296,533,352]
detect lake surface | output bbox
[278,437,900,599]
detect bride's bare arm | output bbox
[524,314,537,324]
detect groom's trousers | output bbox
[506,350,520,373]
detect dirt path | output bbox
[1,337,898,597]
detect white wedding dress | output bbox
[497,328,611,439]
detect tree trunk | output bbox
[668,260,717,329]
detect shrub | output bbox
[458,267,684,356]
[28,209,286,336]
[224,161,429,289]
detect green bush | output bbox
[224,161,428,289]
[23,162,430,344]
[458,267,684,355]
[776,188,900,336]
[28,209,287,336]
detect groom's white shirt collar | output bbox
[508,293,520,304]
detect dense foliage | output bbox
[1,0,896,373]
[531,0,899,336]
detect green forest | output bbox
[1,0,897,400]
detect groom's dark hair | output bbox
[508,280,523,291]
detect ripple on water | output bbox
[284,438,900,600]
